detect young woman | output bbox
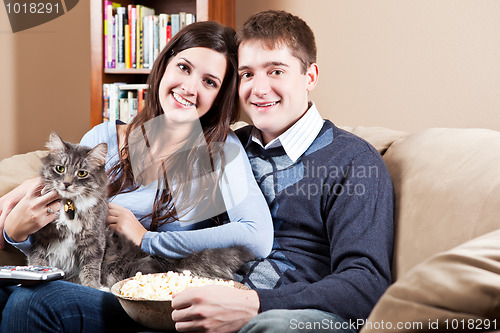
[0,21,272,332]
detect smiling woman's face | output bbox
[158,47,227,124]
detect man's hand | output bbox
[171,285,260,333]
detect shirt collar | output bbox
[249,102,324,162]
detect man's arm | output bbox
[256,148,394,321]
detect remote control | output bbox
[0,266,65,286]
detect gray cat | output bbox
[28,133,253,289]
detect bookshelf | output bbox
[90,0,235,127]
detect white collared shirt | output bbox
[250,102,324,162]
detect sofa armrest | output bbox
[0,243,26,266]
[0,150,47,197]
[0,150,46,264]
[361,228,500,332]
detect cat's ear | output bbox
[88,143,108,166]
[46,132,66,152]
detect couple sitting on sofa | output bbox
[0,10,394,333]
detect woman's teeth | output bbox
[255,101,278,107]
[172,92,194,107]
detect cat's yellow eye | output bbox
[54,165,65,174]
[77,170,88,178]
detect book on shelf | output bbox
[179,12,186,30]
[104,1,121,69]
[158,14,171,53]
[103,83,149,123]
[170,13,180,37]
[130,6,137,68]
[116,7,126,69]
[124,13,130,69]
[104,3,195,71]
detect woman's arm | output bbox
[0,177,39,249]
[140,132,273,259]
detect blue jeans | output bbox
[239,309,357,333]
[0,281,356,333]
[0,281,155,332]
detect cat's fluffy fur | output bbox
[28,133,253,289]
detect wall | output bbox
[1,1,499,159]
[0,2,90,159]
[0,8,16,159]
[236,0,500,133]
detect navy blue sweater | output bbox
[236,120,394,323]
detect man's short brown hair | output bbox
[236,10,317,74]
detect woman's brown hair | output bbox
[108,21,239,230]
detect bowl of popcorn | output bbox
[111,270,246,330]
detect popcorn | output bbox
[119,271,235,301]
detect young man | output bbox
[170,10,394,333]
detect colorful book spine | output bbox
[119,98,129,122]
[167,15,172,44]
[171,13,180,37]
[125,19,130,69]
[143,15,150,69]
[137,88,145,113]
[128,91,138,121]
[130,7,137,68]
[153,15,159,64]
[159,14,168,53]
[148,15,154,68]
[103,1,109,68]
[186,13,195,25]
[116,7,126,69]
[104,1,120,68]
[102,83,110,121]
[179,12,186,30]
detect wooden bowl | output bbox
[111,274,248,330]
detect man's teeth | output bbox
[173,92,194,107]
[255,102,278,107]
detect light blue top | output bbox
[6,121,273,259]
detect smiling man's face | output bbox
[238,40,318,145]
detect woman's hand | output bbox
[3,178,61,243]
[107,202,147,247]
[0,178,40,248]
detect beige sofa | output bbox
[2,127,500,332]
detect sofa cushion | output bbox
[361,228,500,332]
[383,128,500,280]
[0,150,47,197]
[339,126,408,155]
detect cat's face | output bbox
[41,133,108,200]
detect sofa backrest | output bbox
[383,128,500,280]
